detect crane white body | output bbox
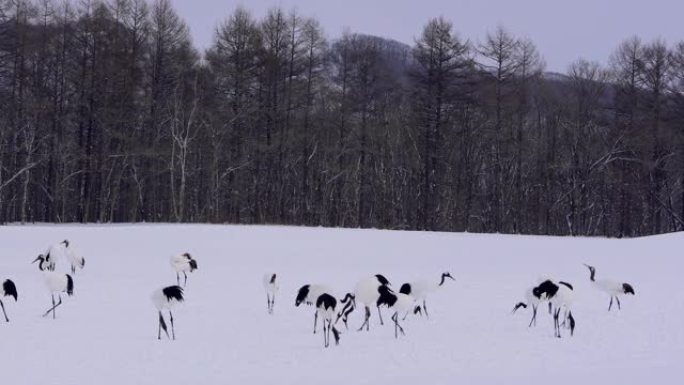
[43,272,72,293]
[392,293,417,316]
[584,264,635,311]
[61,240,85,274]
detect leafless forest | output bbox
[1,0,683,236]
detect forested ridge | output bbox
[2,0,684,237]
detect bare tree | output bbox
[640,40,673,233]
[412,17,470,230]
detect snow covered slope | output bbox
[0,224,680,384]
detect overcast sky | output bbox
[170,0,683,72]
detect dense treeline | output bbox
[2,0,684,237]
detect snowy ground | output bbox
[0,224,680,384]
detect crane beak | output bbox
[31,256,41,264]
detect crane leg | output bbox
[183,272,188,287]
[43,294,63,318]
[271,294,275,314]
[366,307,371,330]
[609,296,613,311]
[529,304,537,327]
[568,311,576,336]
[423,300,429,319]
[357,306,370,331]
[0,299,8,322]
[313,311,318,334]
[392,312,405,338]
[393,313,398,338]
[266,293,271,313]
[176,272,180,286]
[158,311,169,340]
[327,320,332,347]
[377,305,384,325]
[616,296,621,310]
[329,321,333,346]
[553,308,560,338]
[169,310,176,340]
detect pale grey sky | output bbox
[170,0,683,72]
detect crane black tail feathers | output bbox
[66,275,74,296]
[189,259,198,271]
[623,283,635,295]
[162,286,185,302]
[512,302,527,313]
[3,279,18,301]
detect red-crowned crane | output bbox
[584,264,635,311]
[399,272,454,319]
[61,240,85,275]
[32,255,74,319]
[263,273,278,314]
[295,284,333,334]
[315,293,342,348]
[533,280,575,338]
[170,253,198,287]
[151,285,184,340]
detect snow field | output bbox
[0,224,680,384]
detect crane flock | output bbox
[1,236,638,347]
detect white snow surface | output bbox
[0,224,680,384]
